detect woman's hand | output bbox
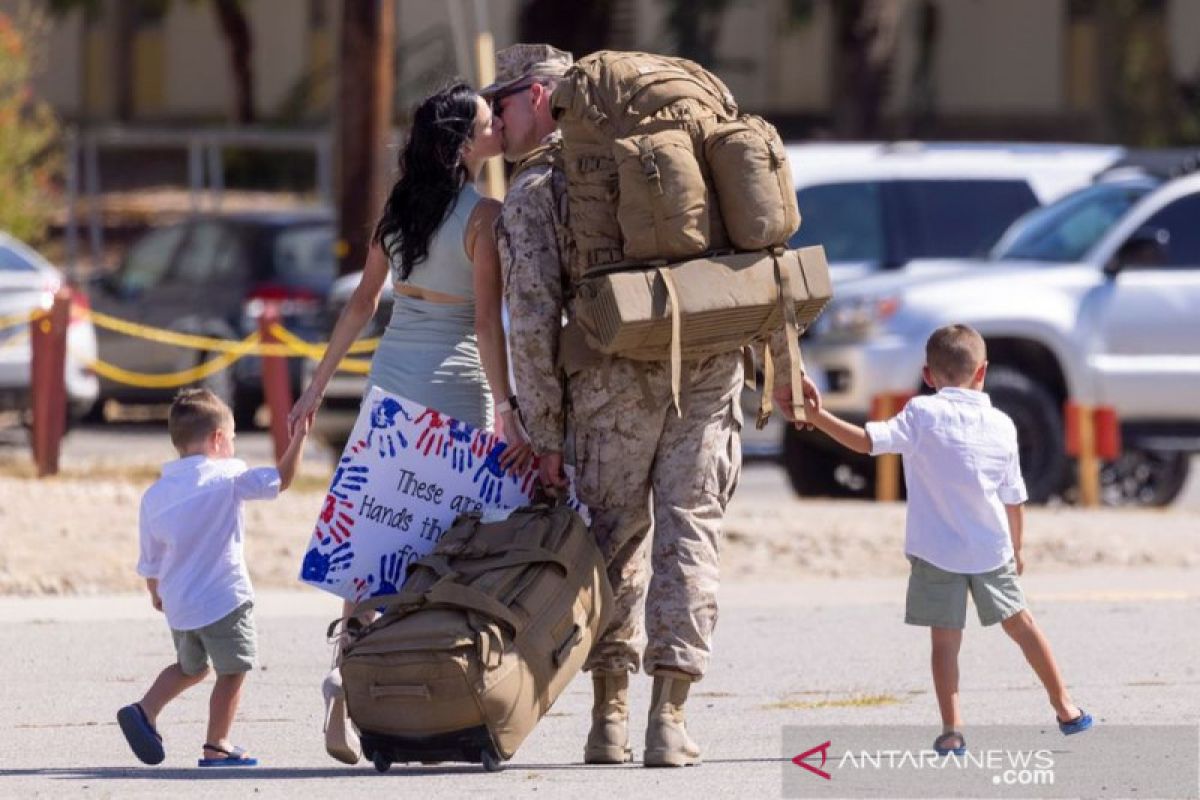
[288,384,323,438]
[498,409,535,473]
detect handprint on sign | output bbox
[301,541,354,585]
[447,419,477,472]
[472,441,510,504]
[414,409,450,457]
[315,493,355,544]
[330,457,368,500]
[364,397,411,458]
[371,545,418,598]
[351,575,374,600]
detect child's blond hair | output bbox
[926,324,986,385]
[168,388,233,452]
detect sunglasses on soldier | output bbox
[490,81,537,116]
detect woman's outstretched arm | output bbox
[288,242,391,436]
[468,199,533,471]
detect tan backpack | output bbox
[550,50,824,422]
[336,503,611,771]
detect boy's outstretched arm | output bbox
[277,415,310,492]
[1005,503,1025,574]
[145,578,162,611]
[807,407,873,455]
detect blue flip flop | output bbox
[199,744,259,767]
[933,731,967,756]
[117,703,165,765]
[1058,709,1094,735]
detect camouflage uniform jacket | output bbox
[496,132,573,455]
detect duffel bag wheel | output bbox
[373,753,392,773]
[481,750,503,772]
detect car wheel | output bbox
[1100,449,1190,507]
[782,426,873,497]
[984,366,1069,504]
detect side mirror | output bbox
[1106,227,1169,276]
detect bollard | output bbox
[870,392,913,502]
[30,289,72,477]
[1065,402,1119,507]
[258,304,294,461]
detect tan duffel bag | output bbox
[337,503,612,772]
[571,246,832,418]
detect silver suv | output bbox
[792,171,1200,505]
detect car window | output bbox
[0,243,41,274]
[120,226,186,292]
[175,222,244,283]
[1133,195,1200,268]
[789,182,884,263]
[889,180,1039,261]
[994,182,1154,263]
[272,225,336,283]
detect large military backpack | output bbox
[549,50,829,422]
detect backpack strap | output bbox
[657,266,684,417]
[774,250,807,424]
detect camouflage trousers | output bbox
[568,350,743,679]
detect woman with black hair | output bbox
[288,81,533,764]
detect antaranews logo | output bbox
[791,740,832,780]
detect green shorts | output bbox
[905,556,1026,629]
[170,600,257,676]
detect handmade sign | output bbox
[299,386,586,602]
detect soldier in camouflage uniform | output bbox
[485,44,821,768]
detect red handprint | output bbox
[315,493,355,544]
[415,409,451,457]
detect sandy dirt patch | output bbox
[1,459,1197,596]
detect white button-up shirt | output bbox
[866,387,1028,573]
[138,456,281,631]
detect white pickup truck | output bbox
[791,171,1200,505]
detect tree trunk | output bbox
[518,0,613,59]
[210,0,256,124]
[830,0,902,139]
[336,0,395,276]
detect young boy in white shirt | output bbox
[117,388,309,767]
[799,324,1092,754]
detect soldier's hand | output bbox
[538,451,569,493]
[772,383,815,430]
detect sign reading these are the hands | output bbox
[299,385,586,603]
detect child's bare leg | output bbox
[931,627,964,732]
[204,672,248,756]
[1000,610,1080,721]
[140,664,209,726]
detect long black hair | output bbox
[373,81,479,280]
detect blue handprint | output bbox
[365,397,411,458]
[472,442,510,504]
[330,457,369,500]
[301,541,354,585]
[447,418,477,473]
[370,545,418,598]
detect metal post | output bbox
[258,304,294,461]
[30,290,72,477]
[207,140,225,211]
[83,134,104,271]
[188,137,205,214]
[64,129,80,283]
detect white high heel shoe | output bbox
[322,668,361,764]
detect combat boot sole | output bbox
[584,743,634,764]
[643,747,701,768]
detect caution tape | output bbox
[266,322,372,375]
[76,333,262,389]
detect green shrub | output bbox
[0,10,60,245]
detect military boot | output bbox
[644,670,702,767]
[584,671,633,764]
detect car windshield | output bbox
[273,224,336,284]
[991,181,1156,262]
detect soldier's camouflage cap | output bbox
[480,43,573,98]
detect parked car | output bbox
[89,211,336,425]
[787,142,1124,285]
[788,169,1200,505]
[0,231,99,423]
